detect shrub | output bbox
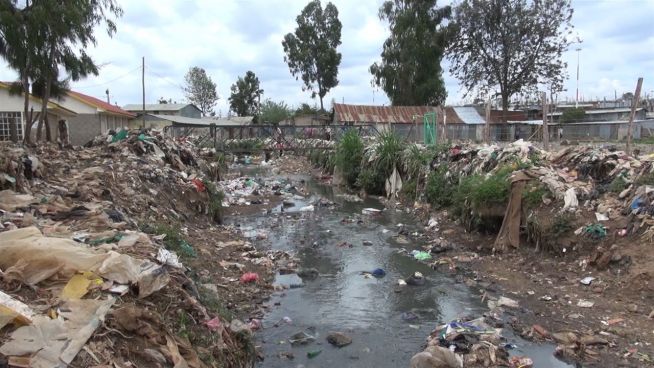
[561,107,586,123]
[335,129,364,187]
[356,167,385,195]
[206,182,225,224]
[153,223,197,258]
[426,166,456,208]
[522,182,548,209]
[636,172,654,186]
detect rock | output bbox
[410,346,463,368]
[362,240,373,246]
[297,268,319,280]
[406,273,426,286]
[326,331,352,347]
[628,304,639,313]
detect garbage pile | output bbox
[427,140,654,248]
[0,129,275,367]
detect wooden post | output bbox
[542,91,549,150]
[626,77,644,155]
[141,56,145,129]
[485,98,491,144]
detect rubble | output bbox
[0,129,287,367]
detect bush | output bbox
[153,223,197,258]
[372,130,403,178]
[636,172,654,186]
[356,167,385,195]
[335,130,364,187]
[522,182,548,209]
[426,166,456,208]
[561,107,586,123]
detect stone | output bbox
[410,346,462,368]
[326,331,352,347]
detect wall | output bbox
[128,115,172,129]
[67,113,101,145]
[180,105,202,118]
[58,96,97,114]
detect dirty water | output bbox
[227,164,572,368]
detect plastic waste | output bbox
[0,291,34,329]
[205,317,223,331]
[111,129,128,142]
[240,272,259,283]
[0,298,115,368]
[563,188,578,210]
[299,205,315,212]
[307,350,322,359]
[61,272,102,300]
[289,331,315,345]
[580,276,595,285]
[0,227,169,298]
[371,268,386,278]
[362,208,381,215]
[412,250,432,261]
[157,248,183,268]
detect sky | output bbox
[0,0,653,115]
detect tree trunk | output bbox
[22,73,31,144]
[38,42,56,142]
[501,93,509,123]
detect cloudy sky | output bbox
[1,0,652,115]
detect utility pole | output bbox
[142,56,145,129]
[626,77,644,155]
[575,47,581,108]
[542,91,549,151]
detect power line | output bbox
[73,65,142,88]
[145,67,185,90]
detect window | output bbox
[0,112,23,141]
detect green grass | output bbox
[636,172,654,186]
[153,223,197,258]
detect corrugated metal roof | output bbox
[333,103,438,124]
[149,114,253,127]
[123,103,195,112]
[452,106,485,125]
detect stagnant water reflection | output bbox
[227,167,571,368]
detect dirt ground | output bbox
[413,205,654,367]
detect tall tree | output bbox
[183,67,218,116]
[448,0,573,120]
[228,71,263,117]
[370,0,451,106]
[282,0,341,111]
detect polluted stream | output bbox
[226,165,571,368]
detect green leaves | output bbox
[282,0,342,110]
[257,99,292,124]
[229,71,263,117]
[448,0,574,115]
[183,67,218,117]
[370,0,451,106]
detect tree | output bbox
[258,99,292,124]
[183,67,218,116]
[448,0,574,121]
[282,0,341,111]
[370,0,451,106]
[560,107,585,123]
[228,71,263,117]
[295,102,321,115]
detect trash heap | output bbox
[0,129,279,368]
